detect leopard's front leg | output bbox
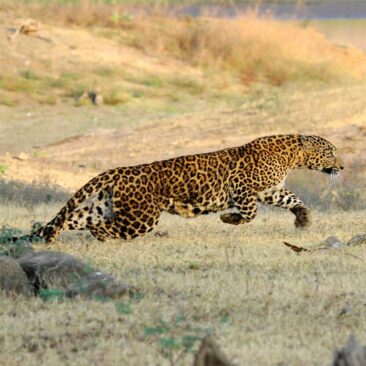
[220,189,257,225]
[257,188,310,228]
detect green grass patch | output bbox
[141,76,164,88]
[0,93,18,107]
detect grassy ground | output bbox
[1,79,366,363]
[1,2,366,365]
[1,205,366,366]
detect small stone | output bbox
[0,256,32,296]
[154,230,169,238]
[323,236,344,249]
[17,152,30,161]
[339,306,353,316]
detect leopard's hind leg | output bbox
[31,173,113,243]
[31,187,113,243]
[66,187,115,236]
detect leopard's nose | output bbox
[340,165,344,170]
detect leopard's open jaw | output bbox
[12,134,342,243]
[322,167,344,175]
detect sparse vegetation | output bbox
[0,164,8,175]
[1,205,366,365]
[1,1,366,365]
[1,1,366,107]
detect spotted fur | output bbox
[19,134,343,243]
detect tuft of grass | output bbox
[19,69,41,81]
[141,76,164,88]
[103,88,130,105]
[0,164,8,176]
[0,93,19,107]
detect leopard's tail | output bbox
[11,171,112,244]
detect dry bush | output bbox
[129,14,366,85]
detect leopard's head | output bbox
[300,135,344,174]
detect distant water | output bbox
[178,1,366,19]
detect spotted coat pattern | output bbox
[23,134,343,243]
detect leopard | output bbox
[13,134,343,244]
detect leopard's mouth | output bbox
[322,167,344,174]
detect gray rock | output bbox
[347,234,366,247]
[0,256,32,296]
[323,236,344,249]
[17,251,94,294]
[65,272,131,300]
[333,335,366,366]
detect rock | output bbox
[347,234,366,247]
[17,251,94,294]
[19,152,30,160]
[154,230,169,238]
[193,336,234,366]
[0,256,32,296]
[65,272,132,300]
[333,335,366,366]
[323,236,344,249]
[19,19,39,35]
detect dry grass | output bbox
[1,204,366,365]
[121,14,366,85]
[0,3,366,364]
[1,1,366,108]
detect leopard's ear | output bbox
[300,135,317,152]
